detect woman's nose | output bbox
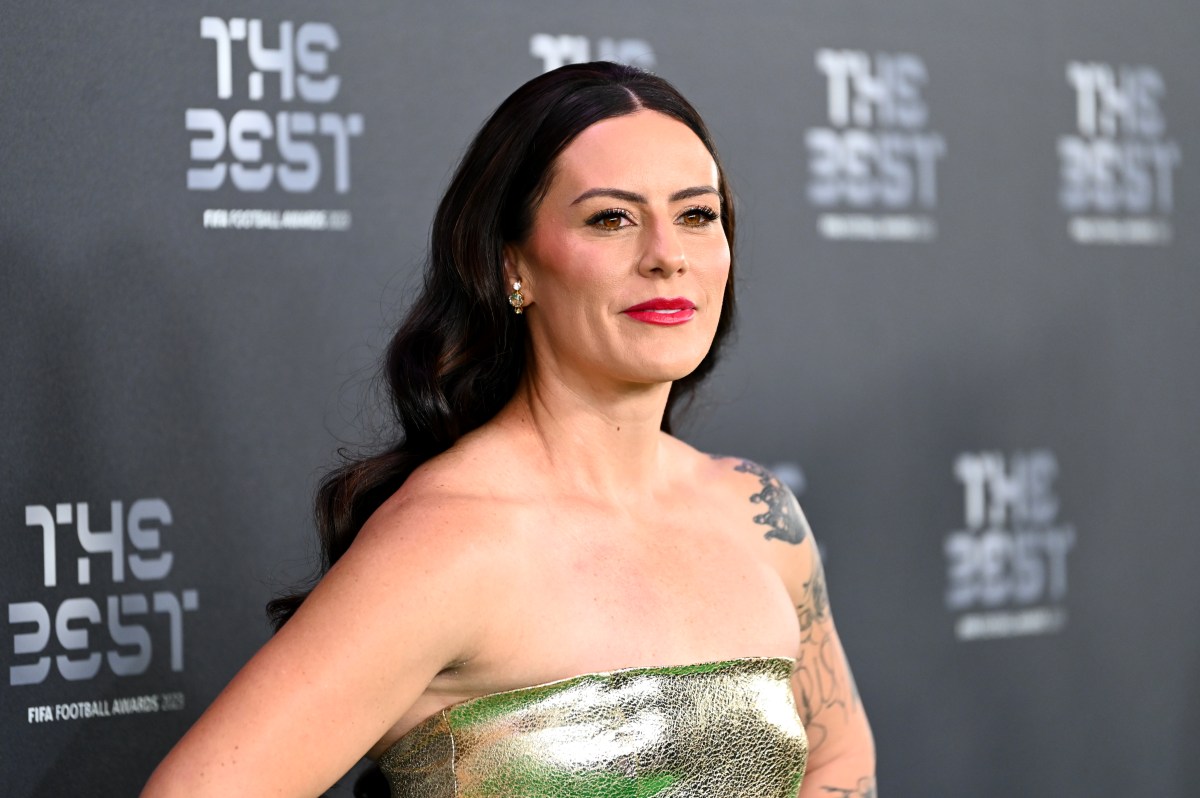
[637,219,687,277]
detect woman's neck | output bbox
[500,363,674,505]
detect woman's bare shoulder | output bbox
[359,438,526,556]
[690,450,818,595]
[695,453,806,534]
[139,448,519,796]
[301,448,519,641]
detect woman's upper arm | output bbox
[722,458,875,794]
[781,514,876,795]
[141,498,490,797]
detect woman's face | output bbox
[507,109,731,393]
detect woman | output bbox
[143,61,875,798]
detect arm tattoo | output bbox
[718,459,863,755]
[820,777,877,797]
[794,556,861,750]
[733,460,807,544]
[795,557,830,633]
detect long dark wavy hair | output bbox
[267,62,737,631]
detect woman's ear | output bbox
[502,245,532,308]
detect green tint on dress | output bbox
[378,657,807,798]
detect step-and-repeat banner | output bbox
[3,2,1197,795]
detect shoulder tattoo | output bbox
[732,460,808,544]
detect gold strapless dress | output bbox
[377,657,807,797]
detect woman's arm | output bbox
[141,496,493,797]
[726,459,876,797]
[790,542,876,797]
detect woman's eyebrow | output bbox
[669,185,720,202]
[570,185,720,205]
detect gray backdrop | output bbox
[3,1,1197,796]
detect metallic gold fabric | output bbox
[378,657,807,797]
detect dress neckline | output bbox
[378,655,797,761]
[438,655,796,712]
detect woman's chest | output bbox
[506,515,801,664]
[385,513,802,755]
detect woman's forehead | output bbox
[547,110,719,198]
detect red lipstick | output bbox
[622,297,696,325]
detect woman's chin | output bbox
[620,356,710,387]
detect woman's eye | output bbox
[679,206,719,227]
[586,209,631,230]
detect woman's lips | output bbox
[622,297,697,325]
